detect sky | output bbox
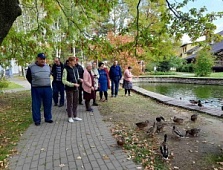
[170,0,223,43]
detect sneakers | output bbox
[73,117,82,121]
[68,118,74,123]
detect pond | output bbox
[136,82,223,109]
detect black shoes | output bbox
[58,104,64,107]
[92,103,98,106]
[45,120,53,123]
[54,103,58,106]
[86,108,93,112]
[79,102,83,105]
[35,122,40,126]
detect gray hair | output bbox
[86,62,92,67]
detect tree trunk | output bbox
[0,0,22,45]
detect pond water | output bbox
[136,82,223,109]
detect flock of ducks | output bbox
[116,114,201,160]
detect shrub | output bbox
[0,77,9,91]
[194,49,214,77]
[176,63,194,72]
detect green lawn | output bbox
[141,72,223,79]
[2,81,23,90]
[0,91,32,169]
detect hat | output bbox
[37,53,46,59]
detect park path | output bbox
[7,77,138,170]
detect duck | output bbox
[160,134,168,159]
[172,126,184,138]
[198,100,202,107]
[191,114,198,122]
[147,122,156,136]
[189,100,199,105]
[135,120,149,129]
[156,122,165,133]
[185,128,201,137]
[156,116,165,122]
[116,136,125,146]
[173,116,184,124]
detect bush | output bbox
[157,61,171,72]
[0,78,9,91]
[176,63,194,72]
[194,49,214,77]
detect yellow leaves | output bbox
[102,155,110,160]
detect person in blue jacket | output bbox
[109,60,122,97]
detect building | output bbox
[180,30,223,71]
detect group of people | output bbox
[26,53,134,126]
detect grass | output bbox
[98,89,223,170]
[141,71,223,79]
[2,81,23,90]
[98,90,169,169]
[0,91,32,169]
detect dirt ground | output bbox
[98,89,223,170]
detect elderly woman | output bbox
[82,62,95,111]
[98,62,109,101]
[124,66,133,96]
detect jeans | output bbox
[31,87,52,123]
[111,77,120,96]
[52,81,64,105]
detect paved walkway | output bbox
[7,78,138,170]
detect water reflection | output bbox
[136,82,223,108]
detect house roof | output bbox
[186,45,200,54]
[217,30,223,35]
[185,31,223,60]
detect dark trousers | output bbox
[93,90,97,104]
[125,89,131,95]
[99,91,108,100]
[78,83,83,104]
[111,77,120,96]
[66,90,78,118]
[52,81,64,105]
[31,87,52,123]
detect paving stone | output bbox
[8,78,138,170]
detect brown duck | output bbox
[116,136,125,146]
[156,122,165,133]
[135,120,149,129]
[185,128,200,137]
[191,114,198,122]
[189,100,199,105]
[173,116,184,124]
[147,122,156,136]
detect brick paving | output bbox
[7,77,139,170]
[7,77,223,170]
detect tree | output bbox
[0,0,22,45]
[194,48,214,77]
[0,0,222,69]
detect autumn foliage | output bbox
[106,32,143,75]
